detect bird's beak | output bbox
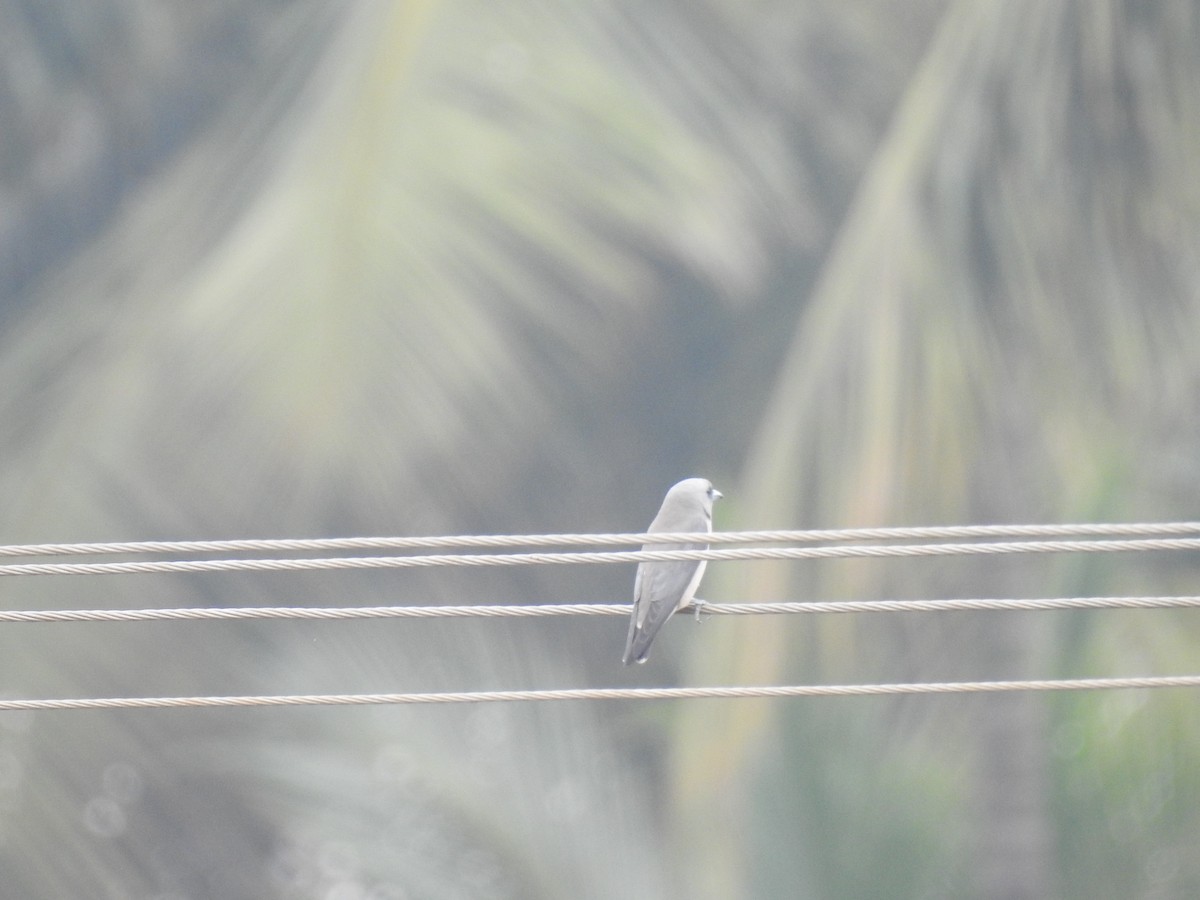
[713,489,724,500]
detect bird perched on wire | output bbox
[623,477,722,665]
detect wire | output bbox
[0,535,1198,578]
[3,526,1196,710]
[1,521,1198,558]
[4,595,1200,623]
[2,675,1199,710]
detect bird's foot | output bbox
[690,599,708,623]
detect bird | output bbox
[623,477,722,665]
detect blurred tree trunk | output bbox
[972,615,1055,900]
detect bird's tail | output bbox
[622,625,652,665]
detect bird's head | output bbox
[666,477,723,516]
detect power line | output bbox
[0,535,1198,578]
[2,675,1199,711]
[1,521,1197,558]
[4,595,1200,624]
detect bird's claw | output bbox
[691,599,708,623]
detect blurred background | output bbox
[1,1,1199,897]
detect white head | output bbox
[663,477,723,517]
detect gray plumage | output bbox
[623,477,722,665]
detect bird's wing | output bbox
[623,541,704,664]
